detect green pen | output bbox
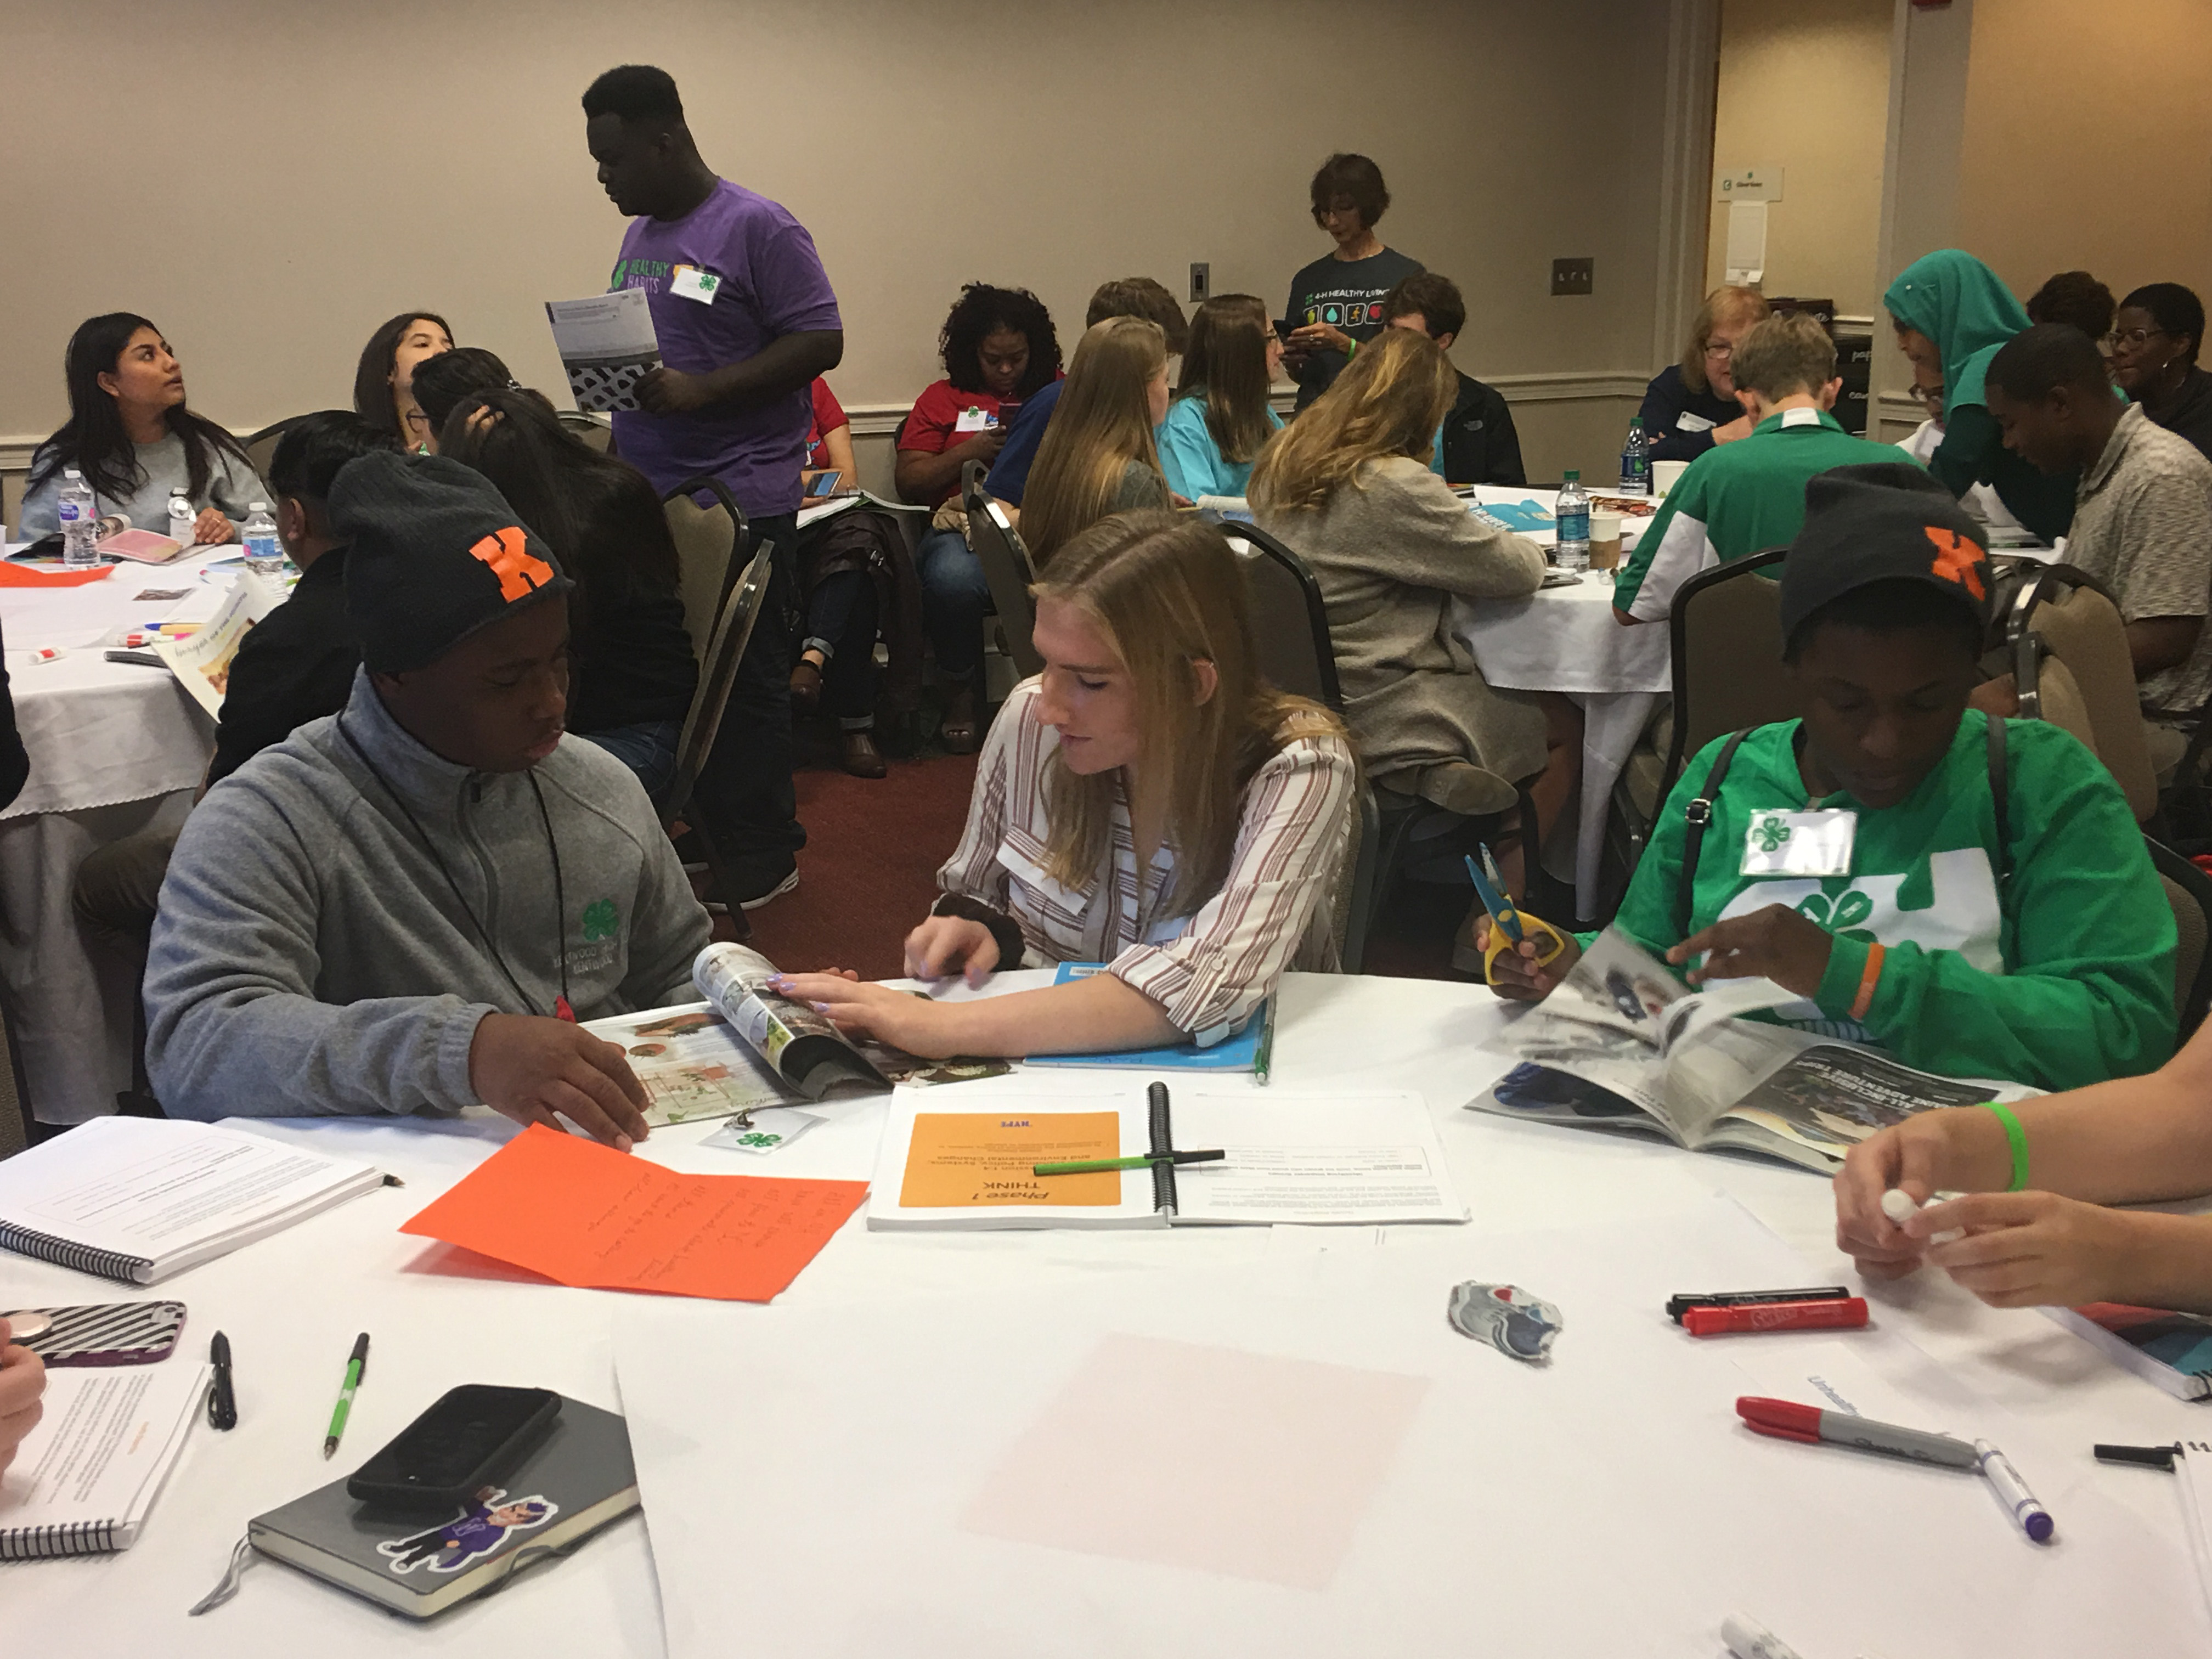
[1032,1150,1225,1176]
[323,1332,371,1459]
[1253,996,1279,1087]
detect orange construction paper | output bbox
[397,1124,867,1302]
[0,562,114,586]
[898,1111,1122,1209]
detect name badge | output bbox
[670,266,721,304]
[1675,411,1716,432]
[954,405,997,433]
[1741,809,1857,877]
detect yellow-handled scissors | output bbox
[1465,846,1570,985]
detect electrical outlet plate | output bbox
[1189,262,1209,303]
[1551,258,1593,297]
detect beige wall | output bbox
[1705,0,1893,316]
[1956,0,2212,306]
[0,0,1681,489]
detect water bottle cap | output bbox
[64,468,81,479]
[1563,469,1581,481]
[249,501,268,512]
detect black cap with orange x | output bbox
[1776,461,1992,642]
[329,450,574,673]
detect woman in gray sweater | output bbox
[20,312,261,540]
[1252,327,1567,873]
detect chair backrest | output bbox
[2019,578,2156,820]
[1224,523,1344,713]
[961,460,1042,677]
[1335,781,1382,973]
[558,411,613,453]
[245,414,318,481]
[2147,838,2212,1042]
[661,476,750,667]
[661,541,775,825]
[1662,548,1797,797]
[2014,638,2098,757]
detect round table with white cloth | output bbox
[0,545,240,1122]
[1449,486,1668,920]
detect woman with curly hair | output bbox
[896,283,1063,749]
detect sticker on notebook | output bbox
[953,405,998,432]
[1740,809,1856,878]
[376,1487,558,1575]
[1447,1282,1563,1363]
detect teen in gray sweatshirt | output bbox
[145,452,710,1143]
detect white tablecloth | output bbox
[0,546,236,1121]
[1452,488,1669,920]
[5,971,2201,1654]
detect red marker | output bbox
[1681,1296,1867,1336]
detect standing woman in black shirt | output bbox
[439,391,699,795]
[1282,154,1424,412]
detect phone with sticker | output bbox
[5,1300,187,1367]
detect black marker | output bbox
[2095,1442,2180,1471]
[207,1331,238,1430]
[1666,1285,1852,1324]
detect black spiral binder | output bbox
[1147,1082,1178,1218]
[0,1221,153,1285]
[3,1518,116,1560]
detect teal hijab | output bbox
[1882,250,2031,413]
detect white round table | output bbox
[1450,487,1669,920]
[0,546,239,1121]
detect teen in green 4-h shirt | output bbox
[1614,313,1915,624]
[1488,466,2175,1093]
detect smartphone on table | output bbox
[347,1384,562,1510]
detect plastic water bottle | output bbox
[1618,417,1651,495]
[1555,470,1591,571]
[242,501,284,582]
[167,488,195,548]
[58,470,99,568]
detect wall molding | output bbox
[1,371,1652,476]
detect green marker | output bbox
[1253,996,1279,1087]
[1032,1150,1225,1176]
[323,1332,370,1459]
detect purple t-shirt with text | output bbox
[608,179,842,518]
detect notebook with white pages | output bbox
[0,1359,208,1558]
[0,1116,385,1284]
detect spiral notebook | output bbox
[0,1116,385,1284]
[0,1359,207,1558]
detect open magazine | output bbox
[1464,929,2035,1174]
[583,944,1008,1127]
[154,569,285,717]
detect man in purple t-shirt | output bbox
[583,64,844,907]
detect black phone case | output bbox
[346,1385,562,1511]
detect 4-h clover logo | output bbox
[1796,888,1877,942]
[1753,815,1793,853]
[581,899,618,943]
[737,1131,781,1148]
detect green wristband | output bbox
[1980,1099,2029,1192]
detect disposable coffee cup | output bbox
[1652,460,1689,497]
[1589,511,1624,570]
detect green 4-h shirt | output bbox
[1612,408,1919,622]
[1592,712,2176,1091]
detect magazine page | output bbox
[151,570,284,718]
[545,290,661,413]
[1538,928,1797,1053]
[1702,1042,2032,1169]
[583,1003,795,1127]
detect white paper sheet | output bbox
[545,290,661,412]
[1724,200,1768,286]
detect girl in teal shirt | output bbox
[1158,295,1284,500]
[1484,464,2175,1093]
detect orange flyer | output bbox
[898,1111,1122,1209]
[398,1124,867,1302]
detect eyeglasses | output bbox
[2108,327,2171,350]
[1703,341,1734,362]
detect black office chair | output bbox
[960,460,1041,678]
[1221,523,1343,712]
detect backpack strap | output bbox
[1676,728,1756,941]
[1986,713,2011,886]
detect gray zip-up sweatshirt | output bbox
[145,670,710,1121]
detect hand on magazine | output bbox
[1670,904,1832,997]
[469,1013,649,1152]
[770,970,963,1057]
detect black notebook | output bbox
[248,1395,639,1618]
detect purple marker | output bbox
[1977,1438,2055,1542]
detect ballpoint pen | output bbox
[207,1331,238,1430]
[324,1332,370,1459]
[1032,1150,1226,1175]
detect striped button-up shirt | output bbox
[938,681,1357,1043]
